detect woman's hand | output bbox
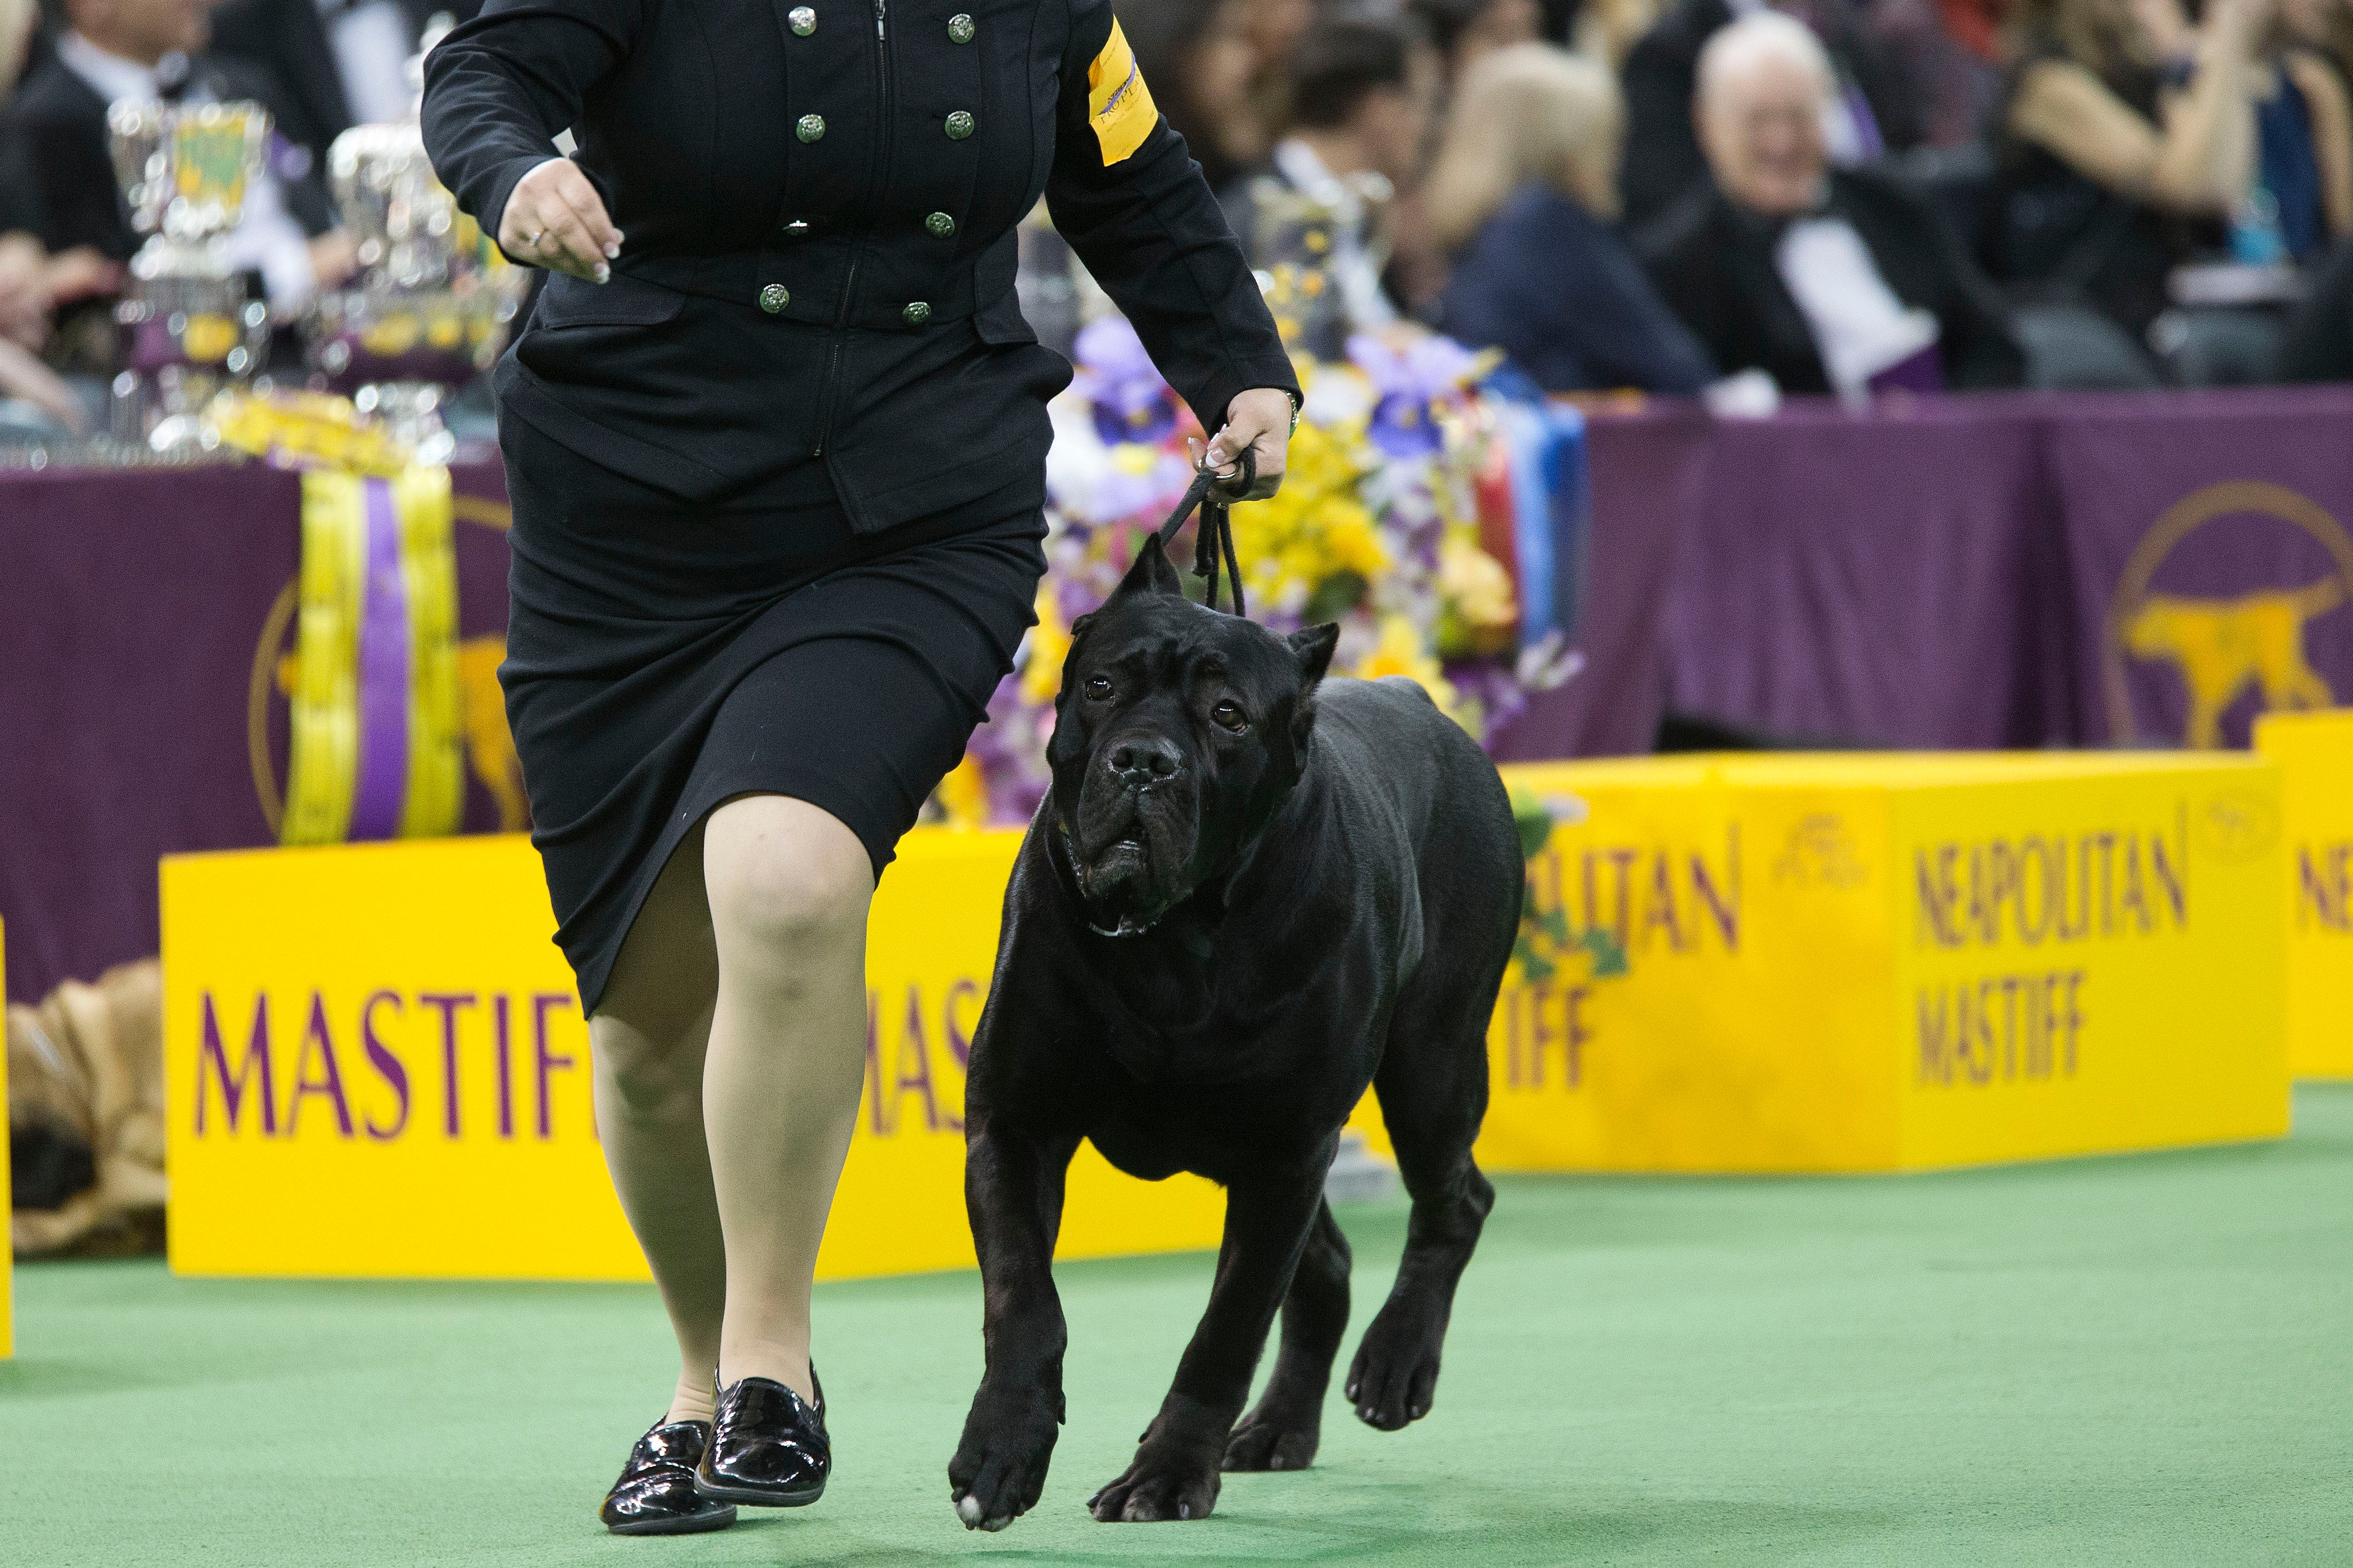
[1205,387,1293,500]
[498,157,623,281]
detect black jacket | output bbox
[211,0,482,168]
[1618,0,1922,230]
[1634,166,2024,396]
[0,119,43,240]
[4,52,338,261]
[422,0,1297,530]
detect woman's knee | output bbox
[594,1021,704,1122]
[703,796,875,959]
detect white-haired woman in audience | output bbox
[1429,43,1717,394]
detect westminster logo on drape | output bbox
[2105,482,2353,749]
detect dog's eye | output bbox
[1211,700,1248,732]
[1084,675,1113,701]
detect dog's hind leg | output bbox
[1223,1197,1352,1473]
[1348,1009,1495,1433]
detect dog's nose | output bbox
[1106,737,1182,789]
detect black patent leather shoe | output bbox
[694,1368,830,1507]
[601,1418,738,1536]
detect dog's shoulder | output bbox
[1313,676,1488,775]
[1308,676,1510,843]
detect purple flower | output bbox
[1075,316,1180,447]
[1349,333,1482,459]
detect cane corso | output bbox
[948,535,1523,1529]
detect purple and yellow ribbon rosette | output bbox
[215,394,465,845]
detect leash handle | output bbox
[1155,447,1253,619]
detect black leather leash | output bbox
[1155,447,1254,619]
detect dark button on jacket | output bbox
[422,0,1297,530]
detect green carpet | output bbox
[8,1090,2351,1567]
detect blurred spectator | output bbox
[2263,0,2353,260]
[1992,0,2270,343]
[1431,43,1717,391]
[1411,0,1544,82]
[209,0,480,170]
[1873,0,2005,146]
[1224,16,1437,332]
[7,0,356,324]
[1574,0,1671,66]
[1121,0,1285,190]
[1636,12,2022,395]
[2,0,108,428]
[2279,232,2353,374]
[1619,0,1924,226]
[2310,0,2353,88]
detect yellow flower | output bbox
[1352,613,1479,732]
[1020,583,1071,706]
[1226,420,1387,612]
[1435,528,1518,657]
[936,753,990,829]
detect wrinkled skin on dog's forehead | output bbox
[1046,536,1339,935]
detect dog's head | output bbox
[1046,536,1341,936]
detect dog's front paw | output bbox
[1347,1303,1445,1432]
[1087,1438,1223,1522]
[1222,1398,1321,1472]
[948,1384,1061,1532]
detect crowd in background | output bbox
[1143,0,2353,396]
[5,0,2353,430]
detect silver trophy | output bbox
[106,98,275,450]
[308,120,524,461]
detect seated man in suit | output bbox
[1618,0,1921,229]
[210,0,481,170]
[1635,12,2022,400]
[7,0,356,345]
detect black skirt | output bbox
[497,412,1047,1014]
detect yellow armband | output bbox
[1086,19,1157,167]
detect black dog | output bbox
[948,536,1523,1529]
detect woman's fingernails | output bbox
[593,262,611,284]
[604,239,621,259]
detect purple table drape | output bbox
[9,385,2353,1002]
[1654,387,2353,751]
[1,455,512,1004]
[2041,389,2353,748]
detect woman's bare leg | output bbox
[699,793,875,1405]
[589,823,729,1424]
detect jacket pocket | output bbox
[531,271,688,330]
[973,289,1040,346]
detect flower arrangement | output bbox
[941,317,1583,829]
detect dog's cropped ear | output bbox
[1112,532,1186,599]
[1287,622,1341,688]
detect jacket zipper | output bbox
[812,0,894,457]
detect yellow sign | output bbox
[1346,754,2289,1172]
[162,831,1223,1281]
[2256,708,2353,1078]
[165,752,2296,1284]
[1086,19,1157,166]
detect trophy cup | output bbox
[107,99,275,451]
[307,120,525,463]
